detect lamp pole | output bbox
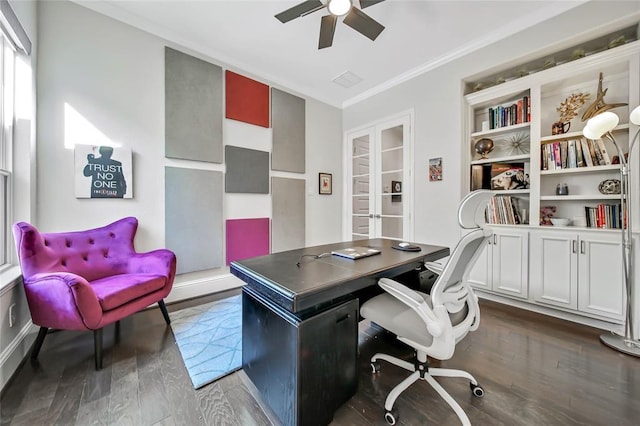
[584,107,640,356]
[600,131,639,356]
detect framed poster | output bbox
[429,157,443,181]
[319,173,332,195]
[75,145,133,198]
[391,180,402,202]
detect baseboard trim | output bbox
[476,290,624,334]
[166,273,244,304]
[0,321,37,392]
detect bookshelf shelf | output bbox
[471,122,531,139]
[540,165,619,175]
[539,123,629,143]
[492,189,530,195]
[540,194,620,201]
[470,154,530,165]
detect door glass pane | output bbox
[381,125,403,150]
[352,216,369,236]
[381,194,402,216]
[352,134,370,240]
[352,196,369,214]
[381,216,402,239]
[381,148,402,173]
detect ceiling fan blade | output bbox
[343,7,385,41]
[318,15,337,49]
[359,0,385,9]
[275,0,325,23]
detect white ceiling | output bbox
[75,1,584,108]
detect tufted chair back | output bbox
[13,217,138,282]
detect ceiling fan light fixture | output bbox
[327,0,352,17]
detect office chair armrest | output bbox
[424,260,444,275]
[378,278,443,337]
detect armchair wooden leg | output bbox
[158,300,171,325]
[114,320,121,343]
[31,327,48,360]
[94,328,103,370]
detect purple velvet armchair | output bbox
[13,217,176,369]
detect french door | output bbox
[345,113,412,241]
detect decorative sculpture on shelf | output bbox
[553,92,590,135]
[474,138,494,159]
[581,72,627,121]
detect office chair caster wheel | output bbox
[371,362,381,373]
[384,408,398,425]
[470,382,485,397]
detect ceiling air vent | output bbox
[332,70,362,88]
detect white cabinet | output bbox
[346,113,413,241]
[530,230,625,321]
[469,228,529,299]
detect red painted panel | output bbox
[225,70,270,128]
[226,218,270,265]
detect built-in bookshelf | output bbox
[462,27,639,330]
[465,39,639,230]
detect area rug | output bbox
[169,294,242,389]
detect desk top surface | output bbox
[230,238,449,313]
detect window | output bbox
[0,33,15,269]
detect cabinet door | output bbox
[491,229,529,299]
[529,231,578,309]
[468,240,491,291]
[577,233,624,321]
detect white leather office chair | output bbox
[360,190,493,425]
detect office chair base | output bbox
[371,353,482,426]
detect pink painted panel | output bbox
[226,218,270,265]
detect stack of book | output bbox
[486,196,526,225]
[584,203,623,228]
[488,95,530,130]
[541,138,612,170]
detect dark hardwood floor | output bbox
[2,289,639,426]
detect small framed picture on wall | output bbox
[319,173,332,195]
[429,157,443,181]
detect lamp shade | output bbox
[630,105,640,125]
[328,0,351,16]
[583,111,619,139]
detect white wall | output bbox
[36,1,343,299]
[343,1,640,251]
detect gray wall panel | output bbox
[165,47,223,163]
[271,88,305,173]
[225,145,269,194]
[272,177,305,253]
[165,167,223,273]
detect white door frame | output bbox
[342,109,415,241]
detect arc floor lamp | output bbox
[583,105,640,356]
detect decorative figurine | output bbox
[474,138,494,159]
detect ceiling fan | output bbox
[275,0,386,49]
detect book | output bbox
[490,162,529,190]
[567,140,577,168]
[560,140,568,169]
[574,139,585,167]
[587,139,600,166]
[580,139,593,167]
[595,139,611,165]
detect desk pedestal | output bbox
[242,288,358,426]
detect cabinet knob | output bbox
[375,214,381,219]
[580,240,586,254]
[369,214,374,219]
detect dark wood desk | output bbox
[230,238,449,426]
